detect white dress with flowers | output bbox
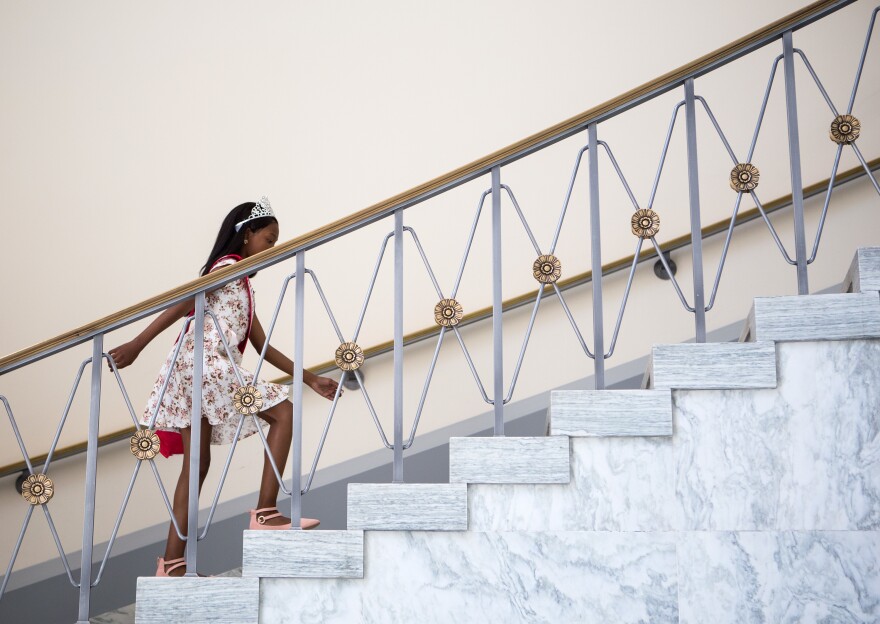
[141,256,289,446]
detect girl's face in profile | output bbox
[242,222,280,258]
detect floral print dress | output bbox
[141,255,289,448]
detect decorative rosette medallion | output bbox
[21,473,54,505]
[729,163,760,192]
[335,342,364,371]
[232,385,264,415]
[434,298,464,327]
[829,114,860,144]
[631,209,660,238]
[130,429,161,460]
[532,254,562,284]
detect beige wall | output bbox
[1,0,878,573]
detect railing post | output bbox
[684,78,708,342]
[782,30,810,294]
[393,210,404,482]
[587,123,606,389]
[185,291,205,576]
[290,252,305,528]
[490,166,505,436]
[75,335,103,624]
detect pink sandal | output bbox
[249,507,320,530]
[155,556,211,577]
[155,556,186,577]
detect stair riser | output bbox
[469,436,675,532]
[676,339,880,531]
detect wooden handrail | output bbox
[0,0,854,376]
[1,156,875,480]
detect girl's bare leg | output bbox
[162,418,212,575]
[255,401,293,526]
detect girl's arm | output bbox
[249,315,339,400]
[108,298,194,369]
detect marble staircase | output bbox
[135,247,880,623]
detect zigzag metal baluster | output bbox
[233,267,349,500]
[0,396,37,600]
[793,49,879,196]
[302,269,372,494]
[594,141,653,358]
[400,226,455,447]
[457,179,598,405]
[645,100,700,311]
[200,273,303,524]
[549,146,586,254]
[437,182,562,409]
[0,359,97,600]
[32,359,91,589]
[738,54,799,267]
[344,236,397,449]
[794,48,858,263]
[499,185,566,402]
[402,224,519,445]
[793,9,880,262]
[196,308,291,538]
[298,236,406,496]
[135,315,198,543]
[847,5,880,115]
[693,96,777,311]
[442,190,495,403]
[508,178,596,364]
[25,345,198,588]
[91,354,164,585]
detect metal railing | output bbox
[1,1,879,621]
[0,151,866,482]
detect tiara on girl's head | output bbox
[235,196,275,231]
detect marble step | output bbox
[550,389,672,437]
[242,530,363,578]
[644,342,777,390]
[744,293,880,343]
[135,577,258,624]
[843,246,880,293]
[347,483,467,531]
[449,436,569,484]
[260,530,679,623]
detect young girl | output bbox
[109,198,338,577]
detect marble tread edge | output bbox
[347,483,468,531]
[844,246,880,293]
[242,529,364,579]
[648,341,777,390]
[550,389,672,437]
[134,577,259,624]
[449,436,570,484]
[751,293,880,342]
